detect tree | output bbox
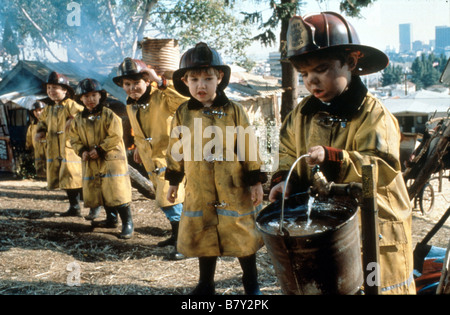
[411,53,447,89]
[381,64,403,87]
[0,0,254,65]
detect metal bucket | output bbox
[256,192,363,295]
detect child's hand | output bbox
[141,67,160,83]
[133,147,142,164]
[89,148,99,160]
[268,181,291,203]
[82,151,90,161]
[250,182,264,206]
[167,185,178,203]
[35,131,46,142]
[306,146,325,167]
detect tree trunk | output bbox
[279,0,298,122]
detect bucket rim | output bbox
[256,192,360,239]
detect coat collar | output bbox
[81,104,104,118]
[187,90,229,110]
[126,86,152,105]
[301,76,368,119]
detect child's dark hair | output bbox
[289,48,356,71]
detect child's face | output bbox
[122,78,150,100]
[33,108,44,119]
[298,56,354,103]
[47,84,67,102]
[80,91,102,111]
[182,69,223,107]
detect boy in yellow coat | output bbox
[268,12,415,294]
[26,100,46,179]
[36,72,84,217]
[166,42,266,295]
[70,78,133,239]
[112,58,188,249]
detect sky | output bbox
[244,0,450,59]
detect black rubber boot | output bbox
[60,189,82,217]
[238,254,263,295]
[157,221,179,247]
[85,206,101,220]
[190,256,217,295]
[91,207,118,228]
[117,204,134,239]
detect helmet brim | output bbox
[173,65,231,97]
[288,44,389,76]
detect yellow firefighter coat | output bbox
[69,105,132,208]
[26,120,46,178]
[276,77,415,294]
[37,98,83,190]
[126,82,188,207]
[166,94,264,258]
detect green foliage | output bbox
[381,64,403,86]
[411,53,447,89]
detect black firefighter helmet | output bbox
[112,57,149,87]
[43,71,75,98]
[173,42,231,97]
[75,78,107,105]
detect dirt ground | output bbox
[0,172,449,295]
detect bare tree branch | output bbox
[20,6,64,62]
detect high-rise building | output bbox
[399,23,412,53]
[435,26,450,54]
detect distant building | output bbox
[268,52,282,78]
[399,23,412,53]
[435,26,450,54]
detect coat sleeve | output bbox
[159,81,189,114]
[338,101,403,187]
[234,102,266,185]
[69,116,87,157]
[165,108,185,186]
[98,111,123,153]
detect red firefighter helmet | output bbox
[44,71,75,97]
[112,57,149,86]
[173,42,231,97]
[287,11,389,75]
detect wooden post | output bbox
[361,164,381,295]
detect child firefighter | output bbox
[35,72,84,216]
[112,58,188,249]
[26,100,47,179]
[69,78,133,239]
[268,12,415,294]
[166,42,266,295]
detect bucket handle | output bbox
[279,154,311,236]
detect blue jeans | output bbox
[161,203,183,222]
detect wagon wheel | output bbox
[419,182,435,215]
